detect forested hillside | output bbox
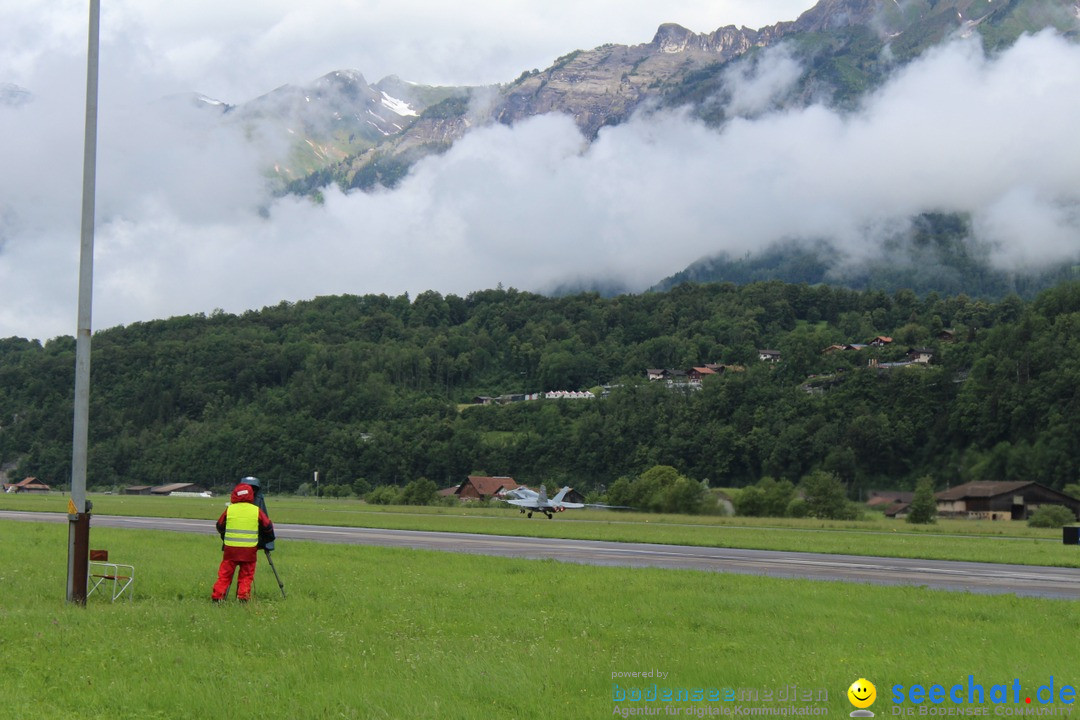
[2,280,1078,497]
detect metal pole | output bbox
[265,549,286,599]
[67,0,100,605]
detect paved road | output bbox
[4,510,1079,599]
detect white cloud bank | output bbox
[2,25,1079,341]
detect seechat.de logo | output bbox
[849,678,877,717]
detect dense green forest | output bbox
[1,280,1078,497]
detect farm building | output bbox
[935,481,1080,521]
[3,477,51,494]
[455,476,519,500]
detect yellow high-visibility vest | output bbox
[224,503,260,548]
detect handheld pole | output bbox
[265,550,286,599]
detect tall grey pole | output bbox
[67,0,100,605]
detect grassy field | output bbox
[3,492,1078,568]
[4,518,1080,720]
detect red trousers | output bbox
[212,556,257,600]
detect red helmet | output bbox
[230,483,255,503]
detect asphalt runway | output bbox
[3,510,1079,599]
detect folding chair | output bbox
[88,549,135,602]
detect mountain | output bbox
[652,228,1080,300]
[227,70,473,182]
[271,0,1078,195]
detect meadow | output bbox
[4,518,1080,720]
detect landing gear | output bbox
[527,512,533,518]
[544,511,553,519]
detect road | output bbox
[3,510,1079,599]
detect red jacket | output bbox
[216,484,275,562]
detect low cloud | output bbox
[722,44,804,117]
[1,29,1079,342]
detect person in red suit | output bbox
[211,482,275,602]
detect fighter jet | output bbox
[500,485,581,518]
[500,485,627,518]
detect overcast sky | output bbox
[2,0,1079,342]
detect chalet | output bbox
[688,367,717,382]
[646,369,667,381]
[906,348,934,364]
[3,477,51,494]
[935,481,1080,521]
[938,329,957,342]
[455,475,519,501]
[758,349,781,362]
[869,336,893,347]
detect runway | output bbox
[3,510,1079,599]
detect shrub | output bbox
[787,497,809,518]
[734,477,795,518]
[605,466,705,514]
[400,478,438,506]
[1028,505,1076,528]
[365,485,403,505]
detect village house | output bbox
[688,366,718,383]
[906,348,934,364]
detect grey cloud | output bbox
[2,18,1077,343]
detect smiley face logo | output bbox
[848,678,877,709]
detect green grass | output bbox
[4,493,1078,568]
[3,519,1080,719]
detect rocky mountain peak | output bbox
[651,23,704,53]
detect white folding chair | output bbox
[88,549,135,602]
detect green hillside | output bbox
[2,281,1078,499]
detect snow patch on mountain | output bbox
[380,91,416,116]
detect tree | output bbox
[906,475,938,524]
[365,485,403,505]
[401,477,438,506]
[734,477,795,517]
[605,465,704,514]
[801,470,859,520]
